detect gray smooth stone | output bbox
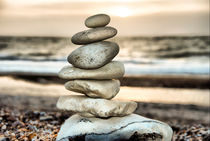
[58,61,124,80]
[56,114,173,141]
[56,95,137,118]
[68,41,119,69]
[65,80,120,99]
[85,14,110,28]
[71,26,117,45]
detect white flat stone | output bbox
[58,61,124,80]
[56,95,137,118]
[56,114,173,141]
[65,80,120,99]
[71,26,117,45]
[85,14,110,28]
[68,41,119,69]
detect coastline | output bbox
[0,76,209,107]
[0,76,209,126]
[0,59,209,88]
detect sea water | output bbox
[0,36,209,76]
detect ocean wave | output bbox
[0,36,209,75]
[0,58,209,76]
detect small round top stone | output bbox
[85,14,110,28]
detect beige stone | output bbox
[56,95,137,118]
[85,14,110,28]
[58,61,124,80]
[65,80,120,99]
[68,41,119,69]
[71,26,117,45]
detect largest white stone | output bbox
[56,114,173,141]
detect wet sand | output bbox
[0,76,209,126]
[0,76,208,106]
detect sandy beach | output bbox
[0,76,209,125]
[0,75,209,141]
[0,76,209,106]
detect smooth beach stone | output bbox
[68,41,119,69]
[56,95,137,118]
[85,14,110,28]
[56,114,173,141]
[65,80,120,99]
[71,26,117,45]
[58,61,124,80]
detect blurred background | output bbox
[0,0,209,140]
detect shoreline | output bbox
[0,76,209,107]
[1,74,209,89]
[0,59,209,75]
[0,75,209,126]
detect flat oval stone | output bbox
[68,41,119,69]
[71,26,117,45]
[85,14,110,28]
[65,80,120,99]
[56,95,137,118]
[56,114,173,141]
[58,61,124,80]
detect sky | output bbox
[0,0,209,36]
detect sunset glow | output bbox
[109,7,133,17]
[3,0,143,5]
[0,0,209,36]
[2,0,208,16]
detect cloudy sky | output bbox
[0,0,209,36]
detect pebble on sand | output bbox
[56,114,173,141]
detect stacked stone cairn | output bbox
[56,14,173,141]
